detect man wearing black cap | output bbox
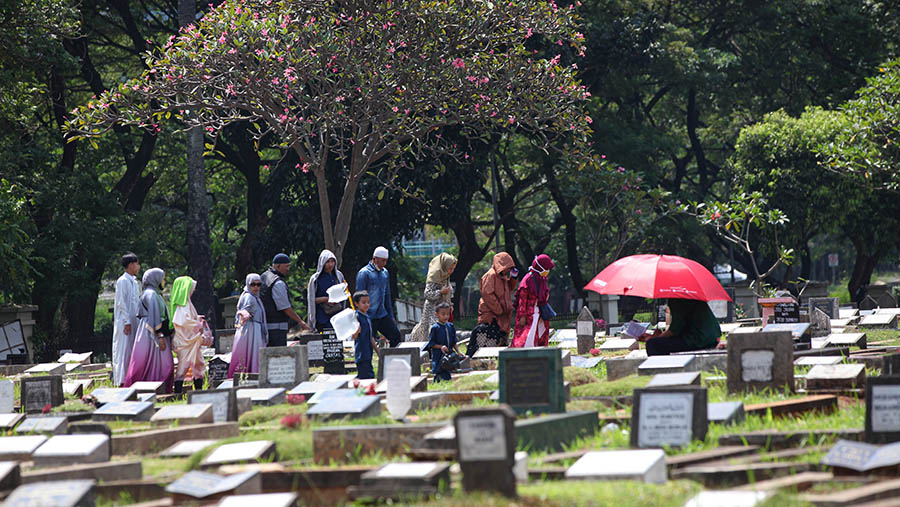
[260,253,310,347]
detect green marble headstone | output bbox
[498,347,565,414]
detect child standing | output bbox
[425,302,459,382]
[353,291,379,379]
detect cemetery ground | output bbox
[3,321,900,506]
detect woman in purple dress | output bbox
[124,268,175,393]
[229,273,268,377]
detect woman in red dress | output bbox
[512,254,554,347]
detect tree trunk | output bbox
[449,217,484,318]
[847,238,880,303]
[180,0,216,329]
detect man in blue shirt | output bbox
[356,246,402,347]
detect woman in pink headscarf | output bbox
[512,254,555,348]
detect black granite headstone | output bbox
[323,336,345,374]
[20,375,64,413]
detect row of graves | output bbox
[1,295,900,505]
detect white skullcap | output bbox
[373,246,389,259]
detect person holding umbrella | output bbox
[639,299,721,355]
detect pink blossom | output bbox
[452,58,465,69]
[508,116,515,124]
[617,166,625,173]
[585,115,593,124]
[525,27,533,39]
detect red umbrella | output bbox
[584,254,731,302]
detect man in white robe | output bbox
[113,252,140,386]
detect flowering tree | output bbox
[67,0,591,262]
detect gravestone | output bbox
[576,307,596,355]
[707,401,745,425]
[760,300,800,325]
[62,382,83,398]
[91,387,137,406]
[306,395,381,421]
[569,356,603,369]
[637,355,695,376]
[565,449,666,483]
[821,439,900,473]
[91,401,154,422]
[708,296,735,323]
[235,388,286,406]
[58,351,91,364]
[288,380,347,399]
[295,332,328,366]
[377,347,421,382]
[259,346,308,389]
[208,354,230,386]
[67,423,111,437]
[130,381,165,395]
[307,389,364,406]
[0,435,47,461]
[762,322,811,340]
[353,462,451,500]
[386,359,412,420]
[824,333,867,349]
[630,386,708,449]
[25,363,66,376]
[866,377,900,443]
[498,348,565,414]
[761,297,797,324]
[0,413,24,431]
[4,479,95,507]
[860,312,898,329]
[218,493,299,507]
[810,308,832,338]
[454,405,516,497]
[685,491,771,507]
[322,335,345,374]
[200,440,276,467]
[138,393,156,403]
[32,434,110,466]
[0,461,19,492]
[151,403,214,426]
[188,389,238,423]
[599,338,638,351]
[647,372,701,388]
[809,297,840,319]
[839,307,859,319]
[795,356,844,367]
[14,416,67,435]
[160,439,220,458]
[0,379,13,412]
[806,364,865,391]
[726,331,793,394]
[877,292,898,309]
[166,470,261,501]
[655,304,668,325]
[20,375,63,413]
[859,295,879,311]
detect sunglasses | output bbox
[250,282,262,287]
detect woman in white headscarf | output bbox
[229,273,268,377]
[306,249,346,331]
[408,253,457,342]
[124,268,175,393]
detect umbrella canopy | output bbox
[584,254,731,302]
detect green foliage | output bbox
[0,182,37,302]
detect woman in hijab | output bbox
[229,273,268,377]
[409,253,457,342]
[124,268,175,393]
[170,276,210,393]
[306,249,346,331]
[512,254,555,348]
[475,252,518,346]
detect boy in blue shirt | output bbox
[353,291,379,379]
[424,302,459,382]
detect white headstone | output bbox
[0,379,13,413]
[740,350,774,382]
[565,449,666,483]
[637,392,693,448]
[386,359,412,420]
[456,414,507,461]
[266,356,296,385]
[870,385,900,432]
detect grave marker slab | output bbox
[472,347,506,359]
[306,395,381,421]
[25,363,66,376]
[498,348,565,414]
[761,322,811,340]
[216,493,299,507]
[32,434,110,466]
[877,292,898,308]
[860,312,898,329]
[569,356,603,369]
[189,389,238,423]
[576,307,596,355]
[14,416,67,435]
[166,470,261,500]
[151,403,214,426]
[810,308,832,338]
[20,375,63,413]
[684,491,771,507]
[0,379,13,413]
[4,479,95,507]
[646,372,701,388]
[208,355,231,386]
[58,352,91,365]
[67,423,110,437]
[454,405,516,497]
[795,356,844,367]
[160,439,220,458]
[824,332,866,349]
[0,435,47,461]
[200,440,275,467]
[565,449,666,483]
[377,347,422,382]
[288,380,347,399]
[809,297,840,320]
[707,401,745,426]
[866,377,900,443]
[307,389,364,405]
[322,334,345,374]
[0,413,24,431]
[726,331,793,394]
[235,388,285,406]
[258,346,308,389]
[821,439,900,473]
[385,359,411,420]
[631,386,708,449]
[91,401,154,422]
[353,462,451,500]
[806,364,865,391]
[130,381,165,395]
[90,387,137,406]
[0,460,20,492]
[62,382,83,398]
[599,338,638,351]
[840,308,859,319]
[637,355,695,376]
[773,300,800,324]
